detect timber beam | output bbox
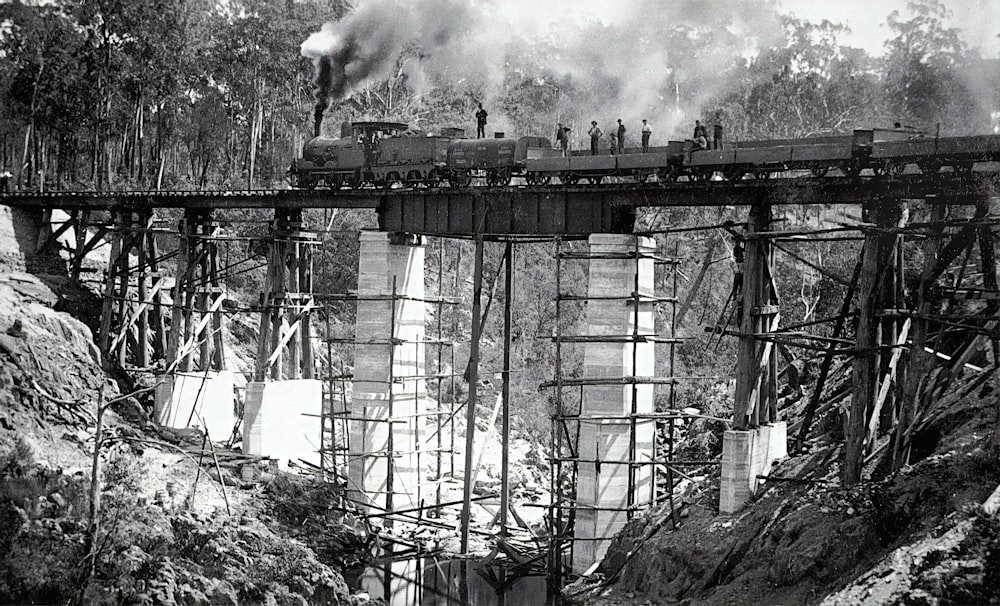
[97,209,167,370]
[3,172,998,215]
[732,202,780,429]
[253,208,318,381]
[165,209,226,373]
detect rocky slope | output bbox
[0,209,372,605]
[575,373,1000,605]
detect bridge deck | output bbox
[2,172,998,236]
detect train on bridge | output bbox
[288,120,1000,189]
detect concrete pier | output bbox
[349,232,426,512]
[242,379,323,469]
[154,370,236,441]
[719,421,788,514]
[573,234,656,573]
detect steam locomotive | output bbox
[288,120,1000,189]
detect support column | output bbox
[98,210,162,371]
[165,209,226,374]
[156,209,234,443]
[844,199,901,485]
[573,234,656,573]
[252,209,317,381]
[349,231,426,513]
[243,209,322,468]
[721,202,785,514]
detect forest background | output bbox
[2,0,999,451]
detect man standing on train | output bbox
[556,123,571,157]
[694,119,707,140]
[588,121,603,156]
[641,120,652,152]
[475,103,488,139]
[617,119,626,154]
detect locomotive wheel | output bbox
[537,174,552,185]
[885,160,906,177]
[917,158,941,174]
[382,172,402,189]
[455,171,473,187]
[489,169,511,186]
[426,168,443,187]
[588,176,603,185]
[634,171,649,184]
[560,172,578,186]
[754,170,771,180]
[810,166,829,178]
[842,159,863,177]
[722,166,744,181]
[657,166,677,184]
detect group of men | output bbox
[557,118,654,157]
[474,103,721,157]
[693,119,724,151]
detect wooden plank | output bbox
[845,199,900,485]
[746,313,782,423]
[892,204,945,470]
[108,278,165,352]
[98,212,124,361]
[866,318,911,447]
[253,240,275,381]
[266,301,316,368]
[167,217,192,370]
[166,295,225,374]
[733,203,770,429]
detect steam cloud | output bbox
[302,0,786,140]
[301,0,474,104]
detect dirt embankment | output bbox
[0,262,371,604]
[581,384,1000,606]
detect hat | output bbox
[591,121,597,125]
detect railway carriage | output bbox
[872,134,1000,175]
[614,143,685,182]
[446,136,553,186]
[289,118,997,190]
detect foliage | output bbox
[882,0,977,131]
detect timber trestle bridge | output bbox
[3,168,1000,585]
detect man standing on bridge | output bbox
[641,119,652,152]
[617,119,626,154]
[0,168,11,193]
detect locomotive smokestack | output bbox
[301,0,473,106]
[314,101,326,137]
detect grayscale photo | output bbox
[1,0,999,604]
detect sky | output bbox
[777,0,1000,57]
[492,0,1000,58]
